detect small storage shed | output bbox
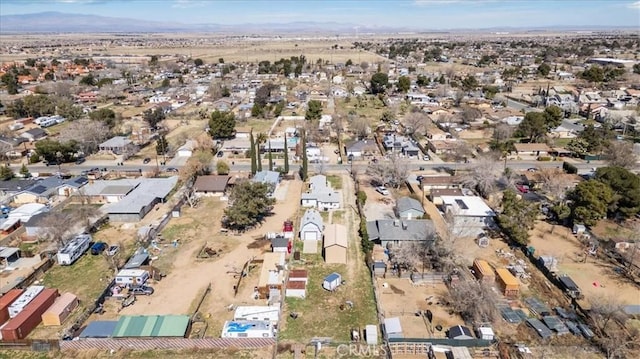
[558,275,581,298]
[365,324,378,345]
[472,259,495,283]
[384,317,403,339]
[41,292,78,326]
[372,261,387,277]
[448,325,474,340]
[285,280,306,299]
[323,224,348,264]
[0,289,24,325]
[322,272,342,291]
[288,269,308,283]
[476,326,495,340]
[572,224,586,235]
[496,268,520,297]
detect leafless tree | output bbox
[51,80,76,98]
[535,168,572,203]
[403,111,430,136]
[460,105,482,124]
[38,211,75,247]
[99,84,126,101]
[447,279,499,323]
[208,81,224,101]
[72,204,102,231]
[492,123,514,142]
[0,142,12,161]
[194,132,215,152]
[451,140,474,162]
[349,116,370,140]
[604,141,638,169]
[104,240,124,276]
[121,144,140,161]
[366,154,409,188]
[453,90,465,107]
[58,119,111,154]
[589,295,627,333]
[461,153,502,198]
[445,67,456,81]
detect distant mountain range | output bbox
[0,12,636,34]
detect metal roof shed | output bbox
[112,315,190,338]
[79,320,118,338]
[384,317,403,339]
[526,318,553,339]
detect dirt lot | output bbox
[528,221,640,305]
[375,277,463,339]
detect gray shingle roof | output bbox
[105,177,178,215]
[396,197,425,215]
[300,209,323,230]
[367,219,435,242]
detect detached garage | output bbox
[41,292,78,326]
[299,209,323,241]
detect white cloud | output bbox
[628,1,640,9]
[172,0,208,8]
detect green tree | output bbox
[156,135,169,155]
[219,58,225,64]
[79,74,96,86]
[283,133,289,174]
[25,58,37,67]
[161,78,170,88]
[305,100,323,122]
[568,180,614,226]
[216,160,230,175]
[250,132,257,175]
[223,181,276,231]
[300,130,308,181]
[497,189,539,245]
[578,124,612,154]
[633,64,640,74]
[22,94,56,117]
[1,73,19,95]
[370,72,389,94]
[537,63,551,77]
[35,139,78,163]
[416,74,428,87]
[517,105,563,142]
[193,58,204,67]
[0,165,14,181]
[143,108,166,129]
[345,59,353,66]
[273,101,284,117]
[208,110,236,139]
[89,108,117,129]
[595,167,640,218]
[566,138,590,157]
[19,164,30,178]
[148,55,159,67]
[96,77,113,87]
[580,65,605,84]
[55,98,83,121]
[397,76,411,93]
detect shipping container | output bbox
[41,292,78,326]
[0,289,24,325]
[8,286,44,318]
[1,288,58,340]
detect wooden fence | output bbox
[0,339,60,351]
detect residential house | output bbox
[440,196,496,237]
[301,174,341,210]
[0,178,39,199]
[0,136,28,158]
[427,139,459,155]
[345,139,378,158]
[7,203,49,224]
[193,175,230,196]
[252,171,280,194]
[270,235,289,253]
[234,126,253,138]
[19,128,47,142]
[176,140,195,157]
[513,143,552,157]
[323,224,347,264]
[366,219,436,249]
[551,120,584,139]
[395,197,425,220]
[220,138,252,154]
[13,176,87,204]
[428,188,465,206]
[299,209,323,241]
[99,136,135,155]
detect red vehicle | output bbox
[516,184,530,194]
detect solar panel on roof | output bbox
[455,199,468,209]
[30,185,48,194]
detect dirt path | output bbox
[120,179,303,316]
[342,173,361,280]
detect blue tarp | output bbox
[79,320,118,338]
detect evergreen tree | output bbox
[256,142,262,172]
[19,164,30,178]
[283,133,290,174]
[268,141,273,171]
[250,132,257,175]
[301,130,308,181]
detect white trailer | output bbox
[39,117,58,128]
[9,122,24,131]
[365,324,378,345]
[8,285,45,318]
[115,269,150,287]
[56,234,92,265]
[221,320,274,338]
[233,306,280,324]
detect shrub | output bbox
[356,190,367,206]
[562,161,578,174]
[537,156,552,161]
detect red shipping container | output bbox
[1,288,58,340]
[0,289,24,326]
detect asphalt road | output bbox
[24,159,603,177]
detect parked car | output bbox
[90,242,107,255]
[423,155,430,161]
[75,157,86,165]
[106,245,120,256]
[516,184,530,194]
[165,167,179,173]
[143,157,151,164]
[376,186,390,196]
[527,168,538,172]
[216,151,224,158]
[130,285,154,296]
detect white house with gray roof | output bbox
[367,219,435,249]
[440,195,496,237]
[395,197,425,220]
[299,209,323,241]
[301,175,341,210]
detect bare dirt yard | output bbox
[528,221,640,305]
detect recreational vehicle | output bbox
[56,234,92,265]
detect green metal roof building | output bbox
[112,315,190,338]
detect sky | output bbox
[0,0,639,29]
